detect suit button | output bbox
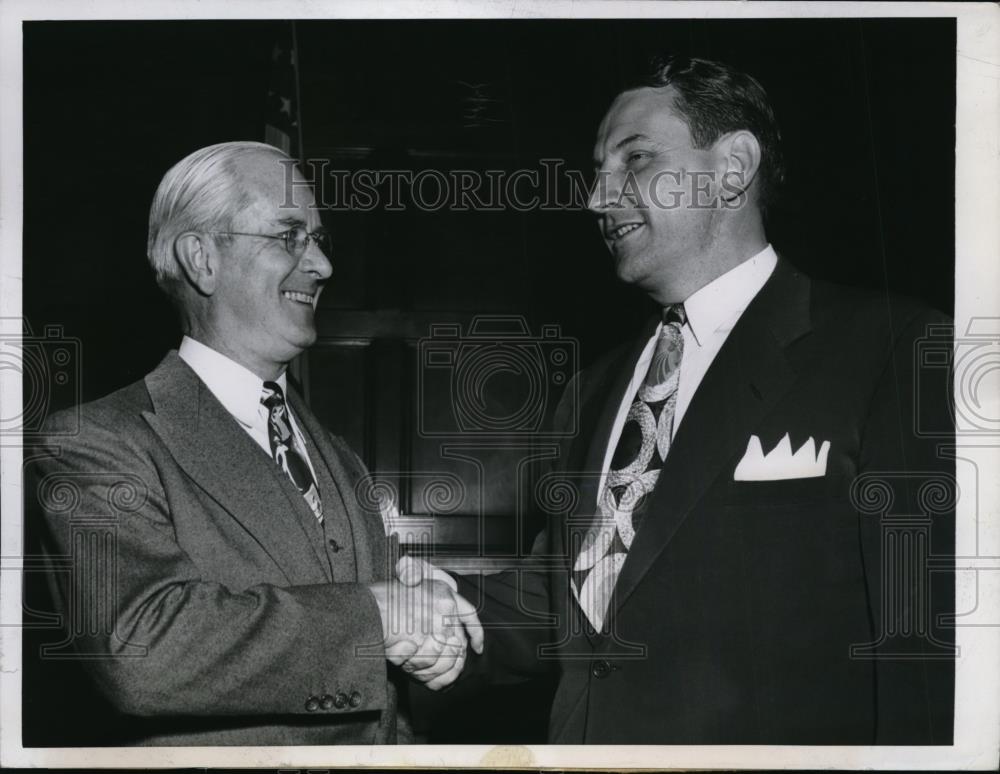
[349,690,362,708]
[328,539,341,553]
[592,659,611,679]
[334,691,348,709]
[319,694,334,711]
[304,695,320,712]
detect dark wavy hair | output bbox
[627,55,786,213]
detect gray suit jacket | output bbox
[27,351,404,745]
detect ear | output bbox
[715,130,762,207]
[173,232,219,296]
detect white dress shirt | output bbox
[596,244,778,506]
[178,336,319,483]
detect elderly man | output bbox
[441,56,955,744]
[26,141,480,746]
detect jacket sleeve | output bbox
[454,564,555,683]
[857,307,955,744]
[449,370,586,684]
[27,408,388,718]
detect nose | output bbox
[587,167,623,215]
[300,237,333,281]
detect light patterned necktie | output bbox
[573,304,686,630]
[261,381,324,523]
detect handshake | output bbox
[367,556,483,691]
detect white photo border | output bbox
[1,0,997,769]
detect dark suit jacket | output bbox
[24,352,405,746]
[461,258,955,744]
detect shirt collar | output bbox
[177,336,287,428]
[681,244,778,345]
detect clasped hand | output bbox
[368,556,483,690]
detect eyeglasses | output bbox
[209,225,332,259]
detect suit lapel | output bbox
[141,352,331,585]
[288,388,379,583]
[607,260,814,618]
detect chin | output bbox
[613,252,650,286]
[276,327,316,361]
[295,331,317,351]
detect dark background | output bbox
[24,18,956,402]
[21,18,956,745]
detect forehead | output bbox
[235,151,317,223]
[594,86,692,156]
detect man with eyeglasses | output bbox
[27,141,481,746]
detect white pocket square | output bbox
[733,433,831,481]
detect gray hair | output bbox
[146,141,287,298]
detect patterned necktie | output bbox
[261,381,324,523]
[573,304,686,630]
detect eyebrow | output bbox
[273,216,307,228]
[614,133,651,151]
[593,133,652,168]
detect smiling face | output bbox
[206,152,332,379]
[588,86,731,304]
